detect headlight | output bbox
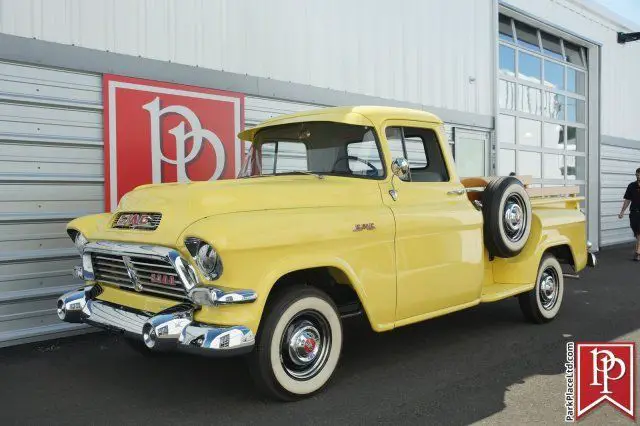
[185,238,223,280]
[69,230,88,253]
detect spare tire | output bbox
[481,176,532,258]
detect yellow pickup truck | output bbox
[57,106,596,400]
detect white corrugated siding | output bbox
[0,0,494,116]
[504,0,640,141]
[0,60,103,347]
[600,144,640,246]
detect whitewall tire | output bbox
[519,254,564,323]
[250,286,343,401]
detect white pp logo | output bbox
[590,349,627,395]
[143,97,226,182]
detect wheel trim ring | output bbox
[503,193,528,242]
[279,309,332,381]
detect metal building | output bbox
[0,0,638,346]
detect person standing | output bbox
[618,167,640,261]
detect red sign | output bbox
[576,342,635,420]
[103,75,244,211]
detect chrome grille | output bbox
[91,252,189,301]
[111,212,162,230]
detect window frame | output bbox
[383,124,451,183]
[251,121,389,181]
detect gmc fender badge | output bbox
[353,223,376,232]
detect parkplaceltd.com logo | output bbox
[565,341,635,422]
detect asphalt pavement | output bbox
[1,244,639,425]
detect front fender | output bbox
[179,206,397,333]
[67,213,114,239]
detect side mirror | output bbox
[391,157,410,180]
[389,157,409,201]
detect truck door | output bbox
[380,124,484,323]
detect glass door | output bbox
[453,129,490,178]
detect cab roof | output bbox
[238,105,443,141]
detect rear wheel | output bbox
[519,254,564,323]
[482,176,532,258]
[249,286,343,401]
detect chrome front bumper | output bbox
[57,285,255,357]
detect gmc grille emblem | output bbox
[150,273,176,286]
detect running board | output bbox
[481,283,534,303]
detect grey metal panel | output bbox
[0,60,102,346]
[0,323,91,349]
[600,142,640,246]
[0,60,102,109]
[601,135,640,150]
[0,101,102,146]
[245,96,321,126]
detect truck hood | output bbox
[91,176,384,245]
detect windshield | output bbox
[238,121,385,179]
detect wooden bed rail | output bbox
[459,175,581,199]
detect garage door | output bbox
[0,61,103,347]
[600,143,640,246]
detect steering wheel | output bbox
[331,155,379,176]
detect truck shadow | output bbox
[0,245,637,425]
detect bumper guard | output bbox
[57,285,254,357]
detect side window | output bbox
[404,136,428,168]
[261,141,308,174]
[346,139,383,177]
[385,126,449,182]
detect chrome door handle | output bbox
[447,188,466,195]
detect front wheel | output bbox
[249,286,343,401]
[518,254,564,323]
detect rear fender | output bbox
[492,209,587,285]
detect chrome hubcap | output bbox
[280,310,331,380]
[503,194,527,242]
[539,268,559,310]
[288,324,321,365]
